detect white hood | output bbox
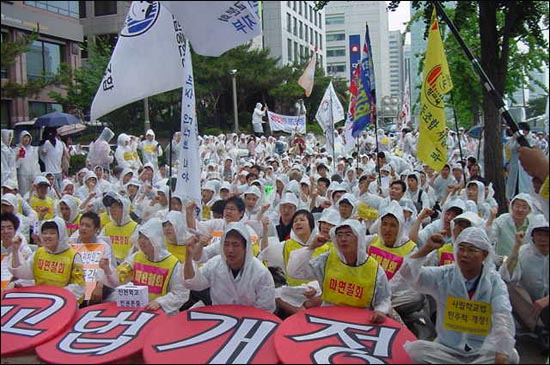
[329,219,367,266]
[378,200,409,247]
[39,216,70,254]
[137,217,170,261]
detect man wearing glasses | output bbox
[400,227,519,364]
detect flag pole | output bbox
[432,1,529,148]
[330,86,336,170]
[168,130,173,210]
[449,93,467,187]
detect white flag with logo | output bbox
[174,39,201,215]
[315,81,345,132]
[91,2,185,121]
[162,1,262,57]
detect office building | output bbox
[1,1,83,127]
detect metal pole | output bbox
[230,69,239,133]
[144,97,150,133]
[432,1,529,147]
[168,131,173,210]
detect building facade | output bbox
[324,1,390,106]
[1,0,83,128]
[261,1,326,69]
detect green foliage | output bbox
[49,38,113,120]
[1,30,65,99]
[526,96,549,118]
[68,154,87,176]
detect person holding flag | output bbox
[417,8,453,172]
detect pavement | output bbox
[516,333,549,364]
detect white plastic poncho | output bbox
[287,219,392,314]
[183,222,276,312]
[401,227,517,363]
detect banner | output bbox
[70,243,105,300]
[162,1,261,57]
[399,74,411,130]
[298,52,316,97]
[91,2,185,121]
[351,23,376,138]
[315,81,345,132]
[417,8,453,171]
[267,111,306,134]
[348,34,361,82]
[174,39,202,215]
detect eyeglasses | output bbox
[224,206,239,212]
[457,244,484,254]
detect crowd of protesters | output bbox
[1,118,548,363]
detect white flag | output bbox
[315,81,345,132]
[174,39,201,216]
[162,1,262,57]
[399,75,411,129]
[91,2,185,121]
[298,52,316,97]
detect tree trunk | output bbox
[478,2,507,213]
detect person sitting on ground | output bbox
[287,219,392,324]
[400,227,519,364]
[183,222,276,312]
[100,218,188,315]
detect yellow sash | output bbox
[283,239,331,286]
[322,250,378,308]
[133,252,179,301]
[104,221,138,261]
[367,237,416,279]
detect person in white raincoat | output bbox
[15,130,40,196]
[1,129,16,185]
[400,227,519,364]
[100,217,188,315]
[139,129,163,172]
[287,219,392,324]
[183,222,276,312]
[499,214,548,347]
[252,102,267,137]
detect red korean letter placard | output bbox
[36,302,166,364]
[1,285,78,356]
[143,304,281,364]
[274,306,417,364]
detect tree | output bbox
[49,38,113,121]
[526,95,548,119]
[388,1,549,212]
[1,30,65,100]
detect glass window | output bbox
[1,32,8,79]
[309,6,313,23]
[288,38,293,62]
[299,1,302,15]
[79,0,86,18]
[287,1,291,8]
[28,102,62,119]
[293,17,297,36]
[293,1,296,11]
[294,42,299,63]
[94,1,117,16]
[327,63,345,74]
[326,33,345,42]
[318,13,322,29]
[26,40,63,80]
[305,25,309,42]
[327,48,346,57]
[326,16,344,25]
[24,1,79,18]
[299,21,303,38]
[287,13,292,32]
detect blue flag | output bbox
[351,23,376,138]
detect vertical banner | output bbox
[351,24,376,138]
[348,34,361,82]
[417,9,453,171]
[175,39,201,215]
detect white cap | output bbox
[279,192,299,208]
[33,176,51,186]
[1,179,18,190]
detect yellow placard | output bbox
[443,296,491,336]
[358,203,378,220]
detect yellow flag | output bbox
[417,8,453,171]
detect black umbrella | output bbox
[35,111,81,128]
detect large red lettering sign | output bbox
[274,306,417,364]
[143,305,281,364]
[36,302,166,364]
[1,286,77,356]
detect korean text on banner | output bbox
[174,39,201,215]
[91,2,185,121]
[417,8,453,171]
[351,23,376,138]
[267,111,306,134]
[162,1,261,57]
[298,52,316,97]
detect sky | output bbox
[386,1,411,44]
[387,1,410,32]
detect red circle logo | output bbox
[274,306,417,363]
[36,302,166,364]
[1,286,78,357]
[143,305,281,364]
